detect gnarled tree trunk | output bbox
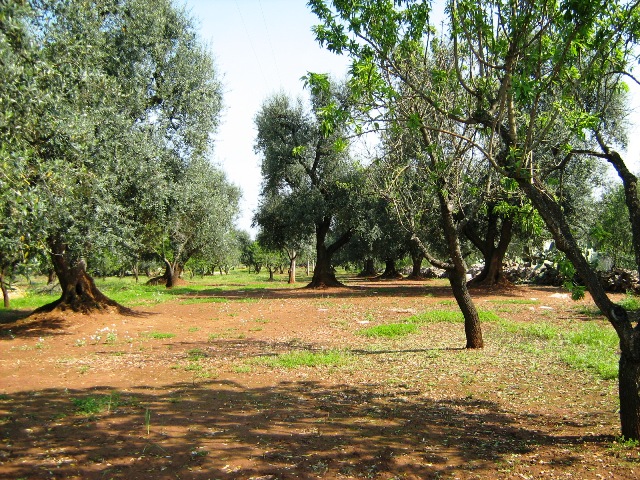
[378,259,403,279]
[358,258,377,277]
[307,217,352,288]
[36,239,127,314]
[147,258,184,288]
[407,250,425,279]
[465,208,514,287]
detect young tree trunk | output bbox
[358,258,377,277]
[619,352,640,440]
[307,217,353,288]
[0,267,10,308]
[288,251,296,284]
[37,239,127,314]
[437,188,483,349]
[268,268,275,281]
[47,269,56,285]
[514,174,640,437]
[449,268,484,348]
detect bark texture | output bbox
[0,268,9,308]
[306,217,353,288]
[407,251,425,279]
[465,210,513,287]
[620,352,640,440]
[37,239,128,314]
[378,259,403,279]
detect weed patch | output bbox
[142,331,176,340]
[356,323,418,338]
[253,350,351,368]
[408,309,500,324]
[72,393,121,416]
[561,323,619,379]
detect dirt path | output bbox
[0,278,638,479]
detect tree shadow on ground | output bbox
[0,314,70,341]
[179,281,537,303]
[0,379,614,479]
[0,308,33,325]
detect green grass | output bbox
[488,298,540,305]
[253,350,351,368]
[179,297,229,305]
[499,319,618,380]
[357,323,418,338]
[3,291,59,311]
[407,309,501,324]
[143,331,176,340]
[618,294,640,311]
[565,322,619,347]
[560,323,619,380]
[187,348,207,360]
[72,392,121,416]
[1,269,313,313]
[499,320,560,340]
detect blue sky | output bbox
[182,1,640,235]
[181,0,350,234]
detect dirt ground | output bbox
[0,277,638,479]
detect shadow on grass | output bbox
[0,378,609,480]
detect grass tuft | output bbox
[143,331,176,340]
[560,322,618,380]
[618,294,640,311]
[73,393,121,416]
[407,309,501,324]
[253,350,351,368]
[356,323,418,338]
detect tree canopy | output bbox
[309,0,640,438]
[1,0,234,309]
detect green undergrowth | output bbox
[251,349,351,368]
[356,309,501,338]
[1,269,314,313]
[357,323,418,338]
[72,392,133,416]
[142,331,176,340]
[408,309,501,324]
[500,318,619,380]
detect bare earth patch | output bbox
[1,278,639,479]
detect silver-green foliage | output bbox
[1,0,229,288]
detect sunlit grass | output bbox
[356,323,418,338]
[408,309,501,324]
[252,350,351,368]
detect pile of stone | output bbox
[410,259,640,293]
[503,261,564,286]
[596,268,640,293]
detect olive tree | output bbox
[254,83,361,288]
[310,0,640,438]
[3,0,225,311]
